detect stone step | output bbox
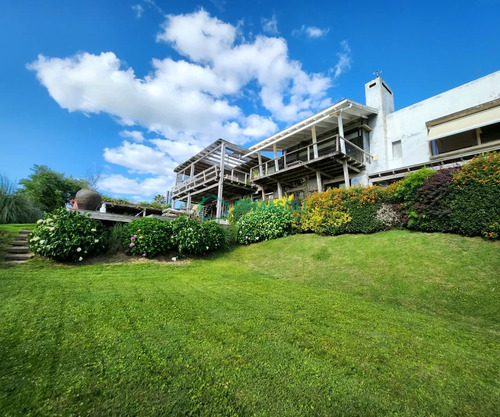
[7,247,31,254]
[4,253,33,261]
[11,240,29,246]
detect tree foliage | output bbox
[19,165,87,212]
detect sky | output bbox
[1,0,499,201]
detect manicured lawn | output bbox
[0,230,499,416]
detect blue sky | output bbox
[1,0,499,200]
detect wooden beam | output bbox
[216,141,226,220]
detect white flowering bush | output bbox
[28,208,107,262]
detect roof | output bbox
[246,99,378,154]
[174,139,268,174]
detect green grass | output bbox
[0,230,499,416]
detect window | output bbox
[392,140,402,159]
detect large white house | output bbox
[172,71,500,214]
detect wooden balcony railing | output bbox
[250,135,372,179]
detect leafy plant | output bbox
[447,152,500,237]
[236,210,294,244]
[0,175,43,224]
[28,208,107,262]
[19,165,87,212]
[124,217,173,258]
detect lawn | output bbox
[0,230,499,416]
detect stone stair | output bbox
[5,229,34,264]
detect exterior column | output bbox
[312,125,319,158]
[342,160,350,189]
[273,144,279,171]
[316,170,323,193]
[277,182,283,198]
[338,112,346,154]
[216,142,226,220]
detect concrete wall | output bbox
[366,71,500,174]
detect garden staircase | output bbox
[5,230,34,264]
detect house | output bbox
[172,71,500,209]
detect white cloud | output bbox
[28,9,344,196]
[261,15,279,35]
[100,174,172,197]
[131,4,143,19]
[332,40,352,79]
[293,25,330,39]
[120,130,145,142]
[103,141,175,176]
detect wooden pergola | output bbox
[172,139,268,219]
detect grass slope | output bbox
[0,230,499,416]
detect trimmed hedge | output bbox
[298,186,385,235]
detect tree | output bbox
[19,165,87,212]
[153,194,167,205]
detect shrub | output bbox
[447,153,500,237]
[375,203,408,230]
[29,208,107,262]
[298,186,384,235]
[199,221,226,252]
[236,210,294,244]
[107,223,125,254]
[0,175,43,224]
[409,168,455,231]
[394,168,435,208]
[124,217,173,258]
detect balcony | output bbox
[250,135,372,185]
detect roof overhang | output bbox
[175,139,267,174]
[245,99,378,156]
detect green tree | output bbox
[19,165,87,212]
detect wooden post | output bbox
[277,182,283,198]
[316,170,323,193]
[338,112,346,154]
[273,144,279,171]
[312,125,319,159]
[342,160,350,189]
[216,142,226,220]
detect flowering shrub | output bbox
[124,217,173,258]
[298,186,384,235]
[28,208,107,262]
[447,152,500,237]
[375,203,408,230]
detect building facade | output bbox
[172,71,500,209]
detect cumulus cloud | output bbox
[331,40,352,79]
[293,25,330,39]
[120,130,145,142]
[262,14,279,35]
[28,9,342,197]
[100,174,173,197]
